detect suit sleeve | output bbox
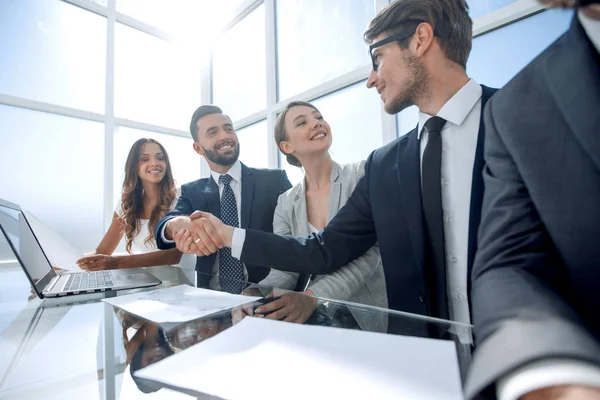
[154,185,194,250]
[465,99,600,399]
[308,161,383,301]
[240,154,378,275]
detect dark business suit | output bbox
[155,163,291,288]
[240,85,497,316]
[465,17,600,399]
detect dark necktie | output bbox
[421,116,449,320]
[218,174,244,293]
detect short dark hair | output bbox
[189,105,232,141]
[364,0,473,69]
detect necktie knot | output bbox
[425,116,447,136]
[219,174,233,186]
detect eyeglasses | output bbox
[368,20,427,71]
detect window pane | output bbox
[280,81,382,185]
[213,5,266,121]
[396,106,419,138]
[113,127,201,207]
[116,0,246,38]
[115,24,202,130]
[237,120,269,169]
[276,0,375,100]
[0,0,106,113]
[468,0,519,19]
[0,105,105,252]
[467,8,573,88]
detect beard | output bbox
[202,142,240,167]
[385,53,430,115]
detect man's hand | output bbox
[189,211,235,248]
[77,254,118,271]
[522,385,600,400]
[254,289,318,323]
[174,229,207,257]
[169,213,225,256]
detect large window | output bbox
[237,120,270,169]
[468,0,519,19]
[115,23,202,131]
[276,0,375,101]
[213,4,267,121]
[0,105,105,252]
[0,0,106,113]
[467,8,573,88]
[0,0,571,261]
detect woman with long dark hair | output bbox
[77,138,182,270]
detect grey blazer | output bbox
[258,161,388,332]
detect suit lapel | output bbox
[240,164,255,229]
[397,129,426,277]
[197,178,219,279]
[544,16,600,172]
[467,85,498,288]
[292,187,310,236]
[204,178,221,219]
[327,162,342,224]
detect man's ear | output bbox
[193,142,204,156]
[412,22,435,58]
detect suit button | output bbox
[419,293,425,303]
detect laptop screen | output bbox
[0,201,56,294]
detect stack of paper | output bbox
[135,317,464,400]
[102,285,261,329]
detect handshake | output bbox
[165,211,234,257]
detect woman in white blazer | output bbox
[254,101,388,332]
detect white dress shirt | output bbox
[498,11,600,400]
[418,78,482,342]
[162,160,248,289]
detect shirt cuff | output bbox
[160,222,175,244]
[498,359,600,400]
[231,228,246,259]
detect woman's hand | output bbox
[77,254,118,271]
[254,289,318,324]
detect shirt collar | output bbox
[579,9,600,54]
[210,160,242,186]
[417,79,482,139]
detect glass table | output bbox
[0,264,472,399]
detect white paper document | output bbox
[135,317,464,400]
[24,211,83,271]
[103,285,261,326]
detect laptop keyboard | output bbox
[63,271,115,292]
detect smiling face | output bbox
[279,105,332,162]
[366,31,430,114]
[193,113,240,168]
[137,142,167,185]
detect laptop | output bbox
[0,198,162,298]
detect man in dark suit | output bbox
[183,0,495,331]
[464,2,600,399]
[155,105,291,292]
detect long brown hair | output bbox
[119,138,176,254]
[274,101,322,168]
